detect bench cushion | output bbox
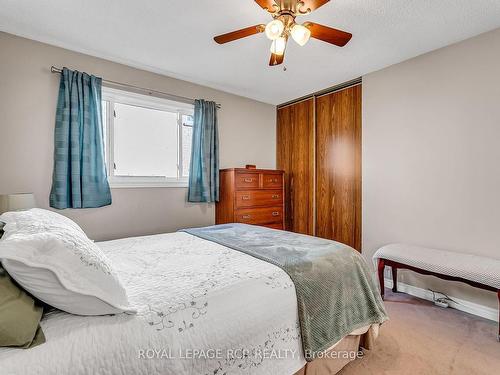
[373,244,500,289]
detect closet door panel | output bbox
[315,85,361,250]
[277,105,293,230]
[277,99,314,235]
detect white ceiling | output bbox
[1,0,500,105]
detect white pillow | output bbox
[0,208,135,316]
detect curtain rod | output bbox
[50,66,221,109]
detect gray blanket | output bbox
[181,224,388,361]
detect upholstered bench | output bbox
[373,244,500,341]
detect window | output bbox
[102,87,194,188]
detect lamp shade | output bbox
[291,24,311,46]
[265,19,285,40]
[0,193,36,214]
[270,37,287,56]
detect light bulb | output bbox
[270,37,287,56]
[291,23,311,46]
[265,19,285,40]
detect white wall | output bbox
[363,28,500,309]
[0,32,276,241]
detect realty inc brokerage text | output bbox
[138,348,364,361]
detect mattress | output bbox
[0,232,372,375]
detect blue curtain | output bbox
[188,100,219,202]
[49,68,111,209]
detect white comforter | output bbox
[0,232,306,375]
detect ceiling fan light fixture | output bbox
[270,37,287,56]
[291,23,311,46]
[265,19,285,40]
[213,1,352,67]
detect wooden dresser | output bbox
[216,168,285,230]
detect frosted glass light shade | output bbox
[291,24,311,46]
[265,19,285,40]
[0,193,36,214]
[270,37,287,56]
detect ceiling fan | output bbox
[213,0,352,66]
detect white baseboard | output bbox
[384,278,498,322]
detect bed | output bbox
[0,221,386,375]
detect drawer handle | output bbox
[268,178,278,183]
[272,211,280,216]
[271,194,279,199]
[242,215,251,219]
[241,195,251,200]
[244,178,254,183]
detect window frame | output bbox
[102,87,194,189]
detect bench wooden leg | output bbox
[378,259,385,300]
[392,266,398,293]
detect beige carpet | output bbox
[340,290,500,375]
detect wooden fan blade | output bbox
[254,0,279,13]
[269,52,285,66]
[298,0,330,13]
[214,24,265,44]
[304,22,352,47]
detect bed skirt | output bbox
[294,324,379,375]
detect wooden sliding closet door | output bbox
[277,99,314,235]
[315,85,362,250]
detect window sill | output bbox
[108,178,189,189]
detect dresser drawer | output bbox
[235,207,283,225]
[235,173,260,189]
[235,190,283,208]
[262,223,284,230]
[262,173,283,189]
